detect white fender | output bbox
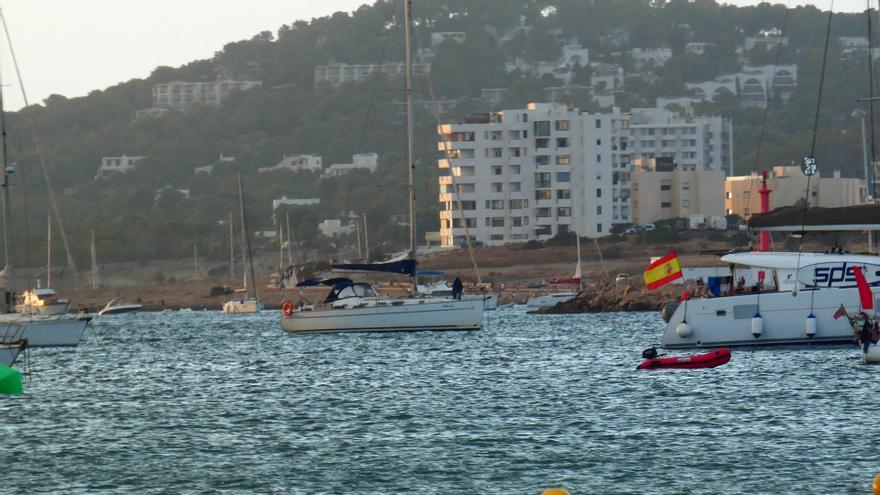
[751,314,763,338]
[676,322,692,338]
[804,314,817,338]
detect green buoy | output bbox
[0,365,22,394]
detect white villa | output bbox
[95,155,145,180]
[258,154,323,174]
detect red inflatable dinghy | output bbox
[637,348,731,370]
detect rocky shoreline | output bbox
[532,283,684,314]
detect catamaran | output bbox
[660,205,880,348]
[281,0,482,334]
[223,175,263,314]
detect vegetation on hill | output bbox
[0,0,876,273]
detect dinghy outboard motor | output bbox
[642,347,659,359]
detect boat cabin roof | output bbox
[720,251,880,269]
[323,281,378,303]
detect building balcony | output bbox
[437,141,475,151]
[438,158,477,169]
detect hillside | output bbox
[0,0,876,277]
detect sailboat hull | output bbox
[0,315,89,347]
[223,299,263,314]
[281,298,483,334]
[0,343,23,367]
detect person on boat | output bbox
[859,317,873,353]
[452,278,463,300]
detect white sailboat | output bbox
[0,56,88,347]
[18,215,69,316]
[281,1,482,334]
[526,236,582,310]
[223,175,263,314]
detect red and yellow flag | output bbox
[644,251,683,290]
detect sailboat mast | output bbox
[403,0,417,296]
[286,212,293,266]
[0,56,12,291]
[90,229,97,289]
[362,212,369,262]
[228,211,234,281]
[237,175,257,299]
[47,214,51,287]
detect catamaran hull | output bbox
[281,299,483,334]
[661,287,873,349]
[0,317,89,347]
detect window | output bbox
[510,165,521,175]
[491,148,502,158]
[682,199,690,208]
[510,199,527,209]
[522,130,528,139]
[725,191,732,199]
[556,120,570,131]
[490,234,504,241]
[556,172,571,182]
[535,172,551,188]
[511,148,521,157]
[596,206,602,215]
[485,200,505,209]
[661,202,672,208]
[535,190,552,200]
[596,154,602,162]
[597,223,602,233]
[557,137,569,148]
[595,119,602,129]
[536,138,550,149]
[596,188,602,198]
[511,182,521,192]
[596,139,602,146]
[512,217,522,227]
[536,208,552,218]
[491,217,505,227]
[535,155,550,166]
[660,185,671,191]
[492,183,503,193]
[492,166,503,176]
[452,218,476,228]
[557,155,570,165]
[682,182,690,191]
[536,225,552,236]
[557,189,571,199]
[460,201,476,210]
[534,121,551,137]
[523,113,528,122]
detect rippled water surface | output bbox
[2,309,878,494]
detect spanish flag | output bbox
[644,251,683,289]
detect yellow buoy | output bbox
[872,473,880,495]
[542,489,570,495]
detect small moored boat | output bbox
[98,298,143,316]
[637,348,731,370]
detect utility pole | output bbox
[362,212,369,262]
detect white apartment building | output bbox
[685,64,797,107]
[272,196,320,210]
[321,153,378,178]
[437,103,733,247]
[258,154,322,174]
[152,80,262,112]
[627,107,734,175]
[95,155,145,180]
[314,62,431,86]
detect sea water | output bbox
[1,309,877,494]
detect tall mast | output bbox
[0,53,12,293]
[355,216,363,259]
[362,212,369,262]
[237,174,257,299]
[90,229,97,289]
[47,213,51,287]
[286,212,293,266]
[228,211,234,281]
[278,217,284,270]
[193,241,199,280]
[403,0,417,296]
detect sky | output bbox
[0,1,866,110]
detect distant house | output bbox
[258,154,322,174]
[685,42,713,56]
[431,32,466,47]
[321,153,378,178]
[629,48,673,70]
[319,219,355,238]
[194,153,235,175]
[95,155,145,180]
